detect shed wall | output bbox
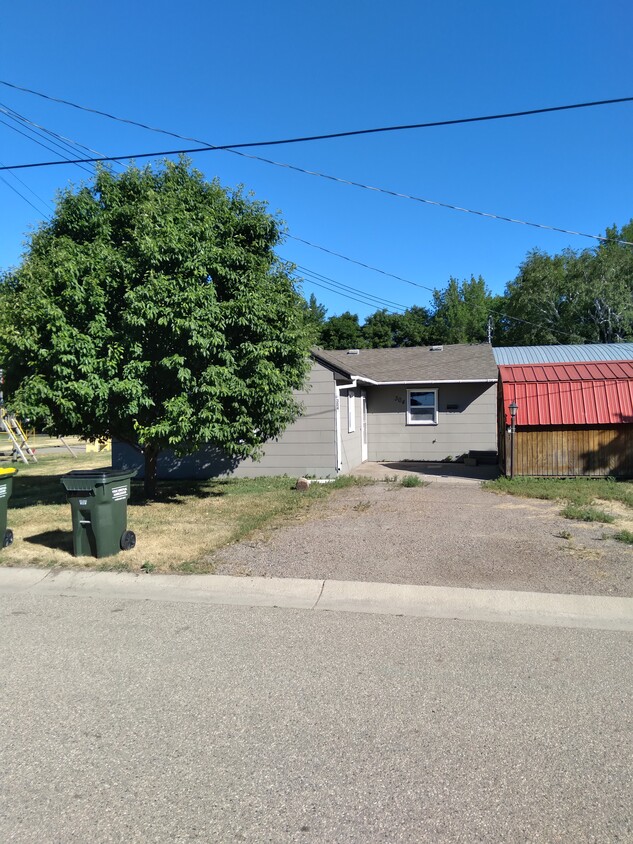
[504,425,633,477]
[112,361,337,479]
[366,382,497,461]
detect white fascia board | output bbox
[352,377,498,386]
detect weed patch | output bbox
[612,529,633,545]
[560,504,615,523]
[400,475,427,488]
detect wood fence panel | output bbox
[507,426,633,477]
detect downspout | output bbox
[334,384,342,473]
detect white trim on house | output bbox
[348,391,356,433]
[345,377,498,386]
[334,378,356,472]
[406,388,438,425]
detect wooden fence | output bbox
[503,425,633,477]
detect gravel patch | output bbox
[212,482,633,596]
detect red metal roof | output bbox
[500,362,633,426]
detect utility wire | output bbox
[286,234,438,296]
[0,171,50,220]
[0,81,631,246]
[1,79,632,148]
[293,273,406,313]
[296,264,409,311]
[0,113,94,176]
[0,102,110,161]
[2,139,630,247]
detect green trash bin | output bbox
[0,467,17,549]
[60,468,137,558]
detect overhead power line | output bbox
[1,79,632,147]
[1,142,630,248]
[1,81,631,247]
[286,234,438,296]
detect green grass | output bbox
[560,504,615,523]
[483,475,633,507]
[400,474,427,488]
[0,461,376,573]
[612,529,633,545]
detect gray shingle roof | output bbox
[493,344,633,365]
[313,344,498,383]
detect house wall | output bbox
[504,425,633,477]
[112,361,338,479]
[338,386,364,473]
[366,382,497,461]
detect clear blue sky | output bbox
[1,0,632,321]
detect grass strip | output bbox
[560,504,615,523]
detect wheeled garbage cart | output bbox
[0,466,17,548]
[60,468,137,558]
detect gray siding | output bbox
[366,382,497,461]
[339,387,364,473]
[112,361,338,479]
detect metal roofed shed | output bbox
[499,361,633,477]
[493,343,633,365]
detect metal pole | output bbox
[510,416,515,479]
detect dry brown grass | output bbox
[0,454,372,574]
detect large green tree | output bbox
[319,311,366,349]
[502,225,633,345]
[429,276,494,344]
[2,158,311,497]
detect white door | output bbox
[360,390,368,462]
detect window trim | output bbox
[406,388,438,426]
[348,390,356,433]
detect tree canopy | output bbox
[1,158,311,497]
[307,219,633,349]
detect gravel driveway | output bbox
[212,480,633,597]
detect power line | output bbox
[2,135,631,248]
[293,273,406,314]
[1,79,632,148]
[296,265,408,312]
[0,112,94,176]
[1,82,632,247]
[0,171,50,220]
[286,234,438,296]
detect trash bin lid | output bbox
[60,467,137,490]
[0,467,17,476]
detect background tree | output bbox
[301,293,327,343]
[361,309,400,348]
[429,276,494,344]
[501,227,633,345]
[319,311,366,349]
[2,158,311,498]
[393,305,431,347]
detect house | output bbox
[112,344,499,479]
[494,344,633,477]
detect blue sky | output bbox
[1,0,632,321]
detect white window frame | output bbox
[406,388,438,425]
[348,390,356,433]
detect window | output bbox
[407,389,438,425]
[348,390,356,433]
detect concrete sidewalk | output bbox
[1,567,631,632]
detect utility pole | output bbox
[487,315,493,345]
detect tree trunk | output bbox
[143,446,160,500]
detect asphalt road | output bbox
[1,592,631,843]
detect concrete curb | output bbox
[0,568,631,631]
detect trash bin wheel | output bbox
[120,530,136,551]
[3,529,14,548]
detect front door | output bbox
[360,390,368,462]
